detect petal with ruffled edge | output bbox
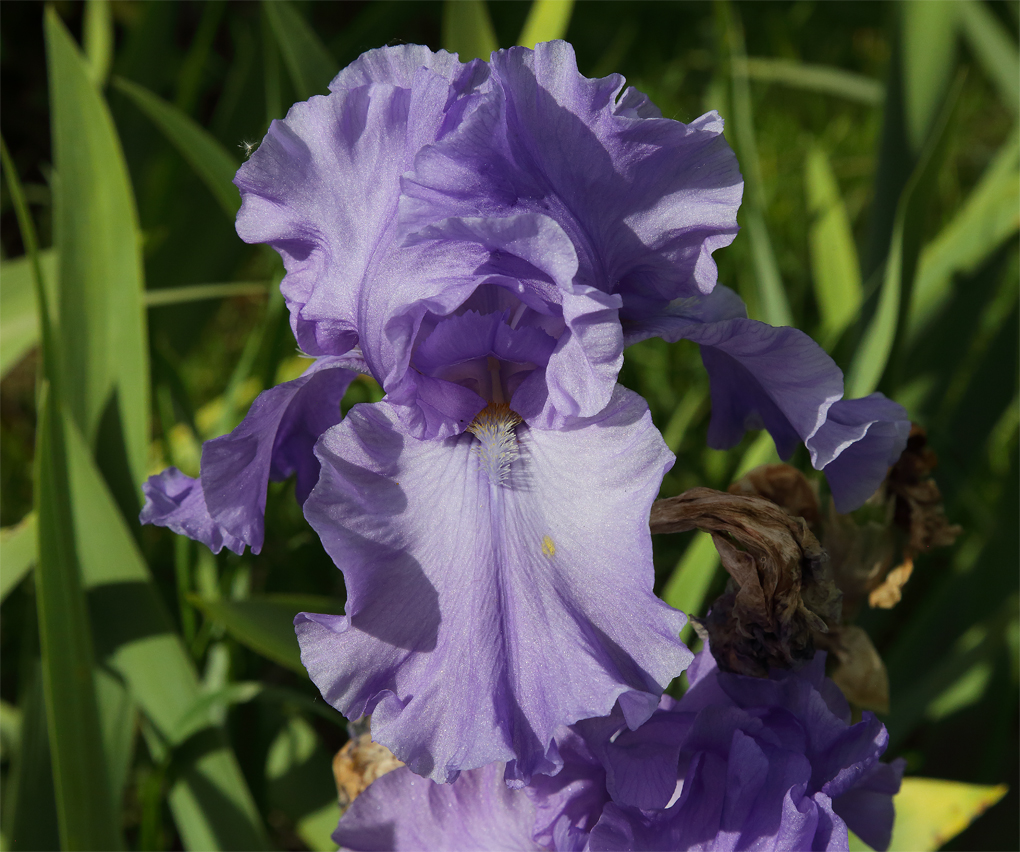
[139,467,245,556]
[333,763,540,852]
[399,41,742,323]
[810,395,910,514]
[234,47,490,356]
[296,385,690,783]
[141,357,358,554]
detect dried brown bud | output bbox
[728,463,821,528]
[651,488,841,677]
[815,624,890,714]
[333,722,404,810]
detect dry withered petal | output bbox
[651,488,841,677]
[333,721,404,810]
[887,426,962,556]
[728,463,821,528]
[815,624,890,714]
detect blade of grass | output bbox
[720,1,793,327]
[846,72,965,398]
[958,0,1020,119]
[0,250,56,378]
[3,127,123,851]
[0,513,37,603]
[661,532,720,644]
[47,9,149,500]
[112,76,241,218]
[518,0,574,48]
[734,57,883,105]
[907,129,1020,344]
[83,0,113,88]
[145,281,272,306]
[262,0,337,101]
[805,143,863,347]
[902,0,958,151]
[189,594,345,674]
[442,0,499,61]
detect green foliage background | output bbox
[0,1,1016,850]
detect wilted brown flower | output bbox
[333,720,404,810]
[650,487,840,677]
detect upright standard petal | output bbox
[234,48,491,355]
[400,41,742,323]
[297,386,690,783]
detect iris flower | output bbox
[142,41,907,783]
[335,649,904,852]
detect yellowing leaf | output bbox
[889,777,1008,851]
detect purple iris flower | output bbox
[335,649,903,852]
[141,39,908,784]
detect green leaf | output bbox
[112,76,241,218]
[1,668,61,852]
[60,411,270,850]
[0,250,56,378]
[83,0,113,87]
[262,0,338,101]
[722,2,793,328]
[805,144,863,346]
[958,0,1020,119]
[190,594,345,674]
[846,72,964,398]
[734,57,883,105]
[46,8,150,495]
[442,0,499,61]
[0,513,36,603]
[888,777,1007,851]
[661,531,720,641]
[35,386,124,850]
[902,0,958,151]
[908,130,1020,343]
[518,0,574,48]
[145,281,272,307]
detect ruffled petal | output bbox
[139,468,245,556]
[810,395,910,513]
[235,48,490,355]
[333,763,540,852]
[196,357,357,553]
[296,386,690,783]
[400,41,741,315]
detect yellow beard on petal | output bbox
[466,402,523,485]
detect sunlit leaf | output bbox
[661,531,719,641]
[805,144,863,346]
[190,594,345,674]
[112,76,241,218]
[846,73,964,398]
[735,57,883,105]
[47,9,149,497]
[262,0,338,101]
[442,0,499,61]
[0,513,36,603]
[958,0,1020,119]
[890,777,1008,851]
[908,131,1020,343]
[518,0,574,49]
[0,250,56,378]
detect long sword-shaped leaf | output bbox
[846,72,964,398]
[518,0,574,48]
[46,9,149,497]
[0,513,37,604]
[443,0,499,61]
[262,0,337,101]
[734,57,883,105]
[62,416,271,850]
[902,0,958,151]
[112,76,241,218]
[958,0,1020,119]
[805,144,863,347]
[83,0,113,87]
[3,131,122,851]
